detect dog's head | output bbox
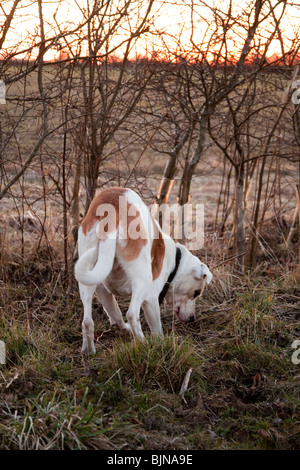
[165,246,213,323]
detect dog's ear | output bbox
[192,264,212,284]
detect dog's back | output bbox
[75,187,154,287]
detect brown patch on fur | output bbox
[119,203,148,261]
[81,187,148,261]
[81,187,126,236]
[151,217,165,280]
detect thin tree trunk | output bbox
[71,157,81,245]
[244,160,257,211]
[235,165,245,271]
[154,122,191,228]
[248,156,266,267]
[284,206,299,249]
[183,112,209,202]
[156,158,176,206]
[176,158,189,244]
[297,185,300,264]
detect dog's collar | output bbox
[159,247,182,305]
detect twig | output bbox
[179,367,193,398]
[212,251,246,269]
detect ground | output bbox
[0,237,299,450]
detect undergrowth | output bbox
[0,247,299,450]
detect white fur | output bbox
[75,188,212,355]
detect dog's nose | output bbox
[188,316,195,323]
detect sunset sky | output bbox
[1,0,299,62]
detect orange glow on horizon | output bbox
[0,0,299,64]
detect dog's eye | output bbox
[193,290,201,299]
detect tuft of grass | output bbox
[0,390,115,450]
[106,334,204,393]
[233,290,285,346]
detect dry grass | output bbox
[0,229,299,450]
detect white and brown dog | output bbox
[75,187,212,354]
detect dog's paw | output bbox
[110,322,132,335]
[121,323,132,334]
[81,342,96,356]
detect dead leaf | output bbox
[258,428,285,443]
[6,371,19,389]
[82,367,98,378]
[250,372,262,394]
[179,367,193,397]
[258,428,271,441]
[75,388,85,403]
[136,363,146,382]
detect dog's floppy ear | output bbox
[192,264,212,284]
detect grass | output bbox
[108,334,203,392]
[0,244,299,450]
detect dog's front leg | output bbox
[143,300,163,336]
[79,283,97,355]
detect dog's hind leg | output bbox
[96,284,132,334]
[126,282,147,340]
[79,283,97,355]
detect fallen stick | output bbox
[179,367,193,398]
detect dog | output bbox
[75,187,212,354]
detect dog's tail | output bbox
[74,234,117,286]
